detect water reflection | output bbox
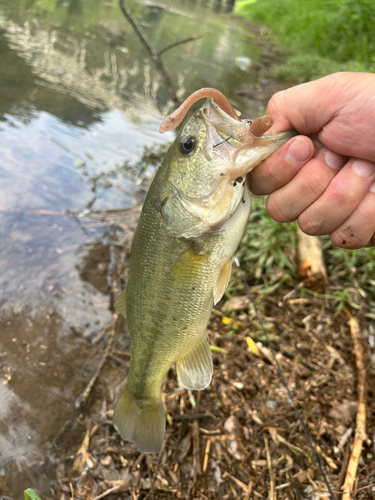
[0,0,261,496]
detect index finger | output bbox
[265,72,357,134]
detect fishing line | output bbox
[234,259,335,500]
[213,136,232,148]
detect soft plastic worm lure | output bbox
[250,115,273,137]
[159,88,240,133]
[159,87,274,138]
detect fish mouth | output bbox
[202,98,250,147]
[201,98,296,176]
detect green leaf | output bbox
[24,490,42,500]
[210,345,228,354]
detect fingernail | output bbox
[286,137,311,165]
[324,149,345,170]
[369,181,375,193]
[352,159,375,178]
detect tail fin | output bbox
[113,386,165,454]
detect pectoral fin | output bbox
[171,247,208,283]
[176,336,213,390]
[213,259,232,305]
[114,288,127,318]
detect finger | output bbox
[298,159,375,235]
[366,233,375,247]
[330,183,375,249]
[266,148,346,222]
[265,74,344,134]
[249,136,314,196]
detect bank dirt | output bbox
[46,205,375,500]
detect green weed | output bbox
[24,490,41,500]
[236,197,297,293]
[331,287,361,314]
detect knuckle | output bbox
[328,179,354,206]
[266,194,296,223]
[267,90,287,115]
[305,171,329,197]
[250,160,285,196]
[298,213,323,236]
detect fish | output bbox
[113,89,295,453]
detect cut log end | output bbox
[297,230,327,292]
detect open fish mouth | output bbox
[202,98,297,176]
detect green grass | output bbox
[236,0,375,83]
[235,198,375,316]
[238,198,296,279]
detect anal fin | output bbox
[176,336,213,390]
[114,288,127,318]
[213,259,232,305]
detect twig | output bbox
[75,317,117,409]
[265,436,276,500]
[335,444,351,500]
[92,316,118,344]
[192,420,201,482]
[222,471,256,497]
[66,210,90,237]
[244,478,253,500]
[118,0,179,106]
[172,412,218,421]
[202,438,211,473]
[157,35,202,56]
[146,455,155,500]
[342,312,367,500]
[92,480,131,500]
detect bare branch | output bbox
[118,0,180,106]
[157,35,202,56]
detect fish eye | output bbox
[178,135,196,155]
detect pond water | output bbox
[0,0,262,496]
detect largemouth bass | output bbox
[114,90,295,453]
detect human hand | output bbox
[248,72,375,249]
